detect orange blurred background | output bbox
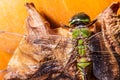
[0,0,120,79]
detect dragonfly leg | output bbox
[77,67,87,80]
[81,68,88,80]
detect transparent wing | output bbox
[87,32,120,80]
[87,32,118,53]
[0,31,74,79]
[29,34,74,65]
[0,69,8,80]
[87,31,120,59]
[87,32,106,52]
[0,30,73,54]
[0,31,22,73]
[0,31,22,54]
[3,33,74,79]
[35,35,73,49]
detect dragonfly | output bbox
[0,2,120,80]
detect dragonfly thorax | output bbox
[72,28,91,39]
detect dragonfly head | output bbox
[69,12,91,28]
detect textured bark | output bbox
[90,2,120,80]
[4,3,76,80]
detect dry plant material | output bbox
[89,2,120,80]
[97,2,120,54]
[4,3,75,80]
[4,2,120,80]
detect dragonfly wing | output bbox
[88,32,120,80]
[0,31,22,54]
[5,33,75,80]
[88,32,111,52]
[88,2,120,80]
[33,35,74,65]
[4,3,76,80]
[21,34,75,79]
[0,70,8,80]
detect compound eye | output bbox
[69,20,89,28]
[69,12,91,28]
